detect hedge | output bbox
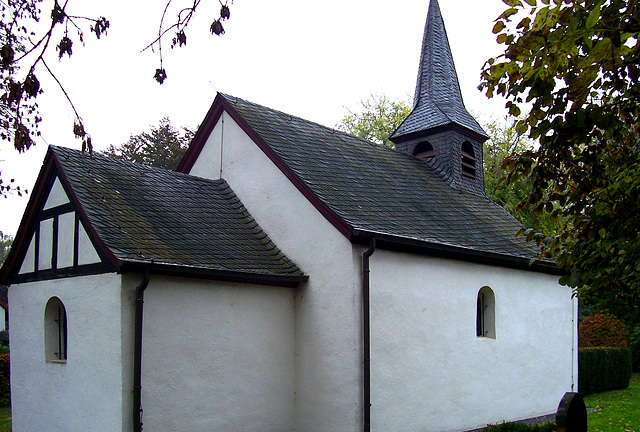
[579,347,632,395]
[0,354,8,407]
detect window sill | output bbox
[46,359,67,364]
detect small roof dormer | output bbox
[391,0,489,195]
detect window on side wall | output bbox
[476,286,495,339]
[44,297,68,362]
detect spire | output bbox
[391,0,488,142]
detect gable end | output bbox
[179,93,355,240]
[1,150,118,285]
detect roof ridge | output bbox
[50,145,228,187]
[219,93,391,151]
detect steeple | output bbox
[391,0,488,195]
[392,0,487,141]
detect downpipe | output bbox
[362,238,376,432]
[133,269,150,432]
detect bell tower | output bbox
[390,0,489,195]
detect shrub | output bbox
[0,331,8,347]
[579,347,632,395]
[0,354,8,407]
[628,324,640,372]
[480,422,557,432]
[579,312,627,348]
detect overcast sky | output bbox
[1,0,510,236]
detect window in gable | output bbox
[44,297,68,362]
[413,141,435,159]
[476,286,495,339]
[461,141,476,178]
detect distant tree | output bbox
[340,97,561,233]
[483,118,563,236]
[338,95,412,149]
[104,118,194,170]
[0,232,12,267]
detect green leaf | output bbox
[503,0,524,6]
[531,6,549,31]
[515,120,528,135]
[586,1,602,29]
[598,228,606,238]
[493,21,506,34]
[523,0,537,6]
[498,8,519,20]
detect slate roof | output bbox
[216,94,552,269]
[391,0,488,141]
[50,146,305,282]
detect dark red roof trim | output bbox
[120,261,308,288]
[0,151,54,284]
[351,229,562,276]
[11,262,116,284]
[178,94,355,240]
[177,97,224,173]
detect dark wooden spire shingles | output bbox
[391,0,488,141]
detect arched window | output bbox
[413,141,435,159]
[476,287,495,339]
[461,141,476,178]
[44,297,67,362]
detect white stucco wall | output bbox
[9,273,130,432]
[188,108,577,431]
[189,111,363,432]
[369,250,577,432]
[138,275,296,432]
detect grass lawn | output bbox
[0,407,10,432]
[584,372,640,432]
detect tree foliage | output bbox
[0,0,109,154]
[104,118,194,170]
[143,1,232,85]
[0,0,231,191]
[483,118,562,236]
[338,94,412,149]
[480,0,640,321]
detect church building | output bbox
[0,1,577,431]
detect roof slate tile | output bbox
[221,94,543,262]
[51,146,305,279]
